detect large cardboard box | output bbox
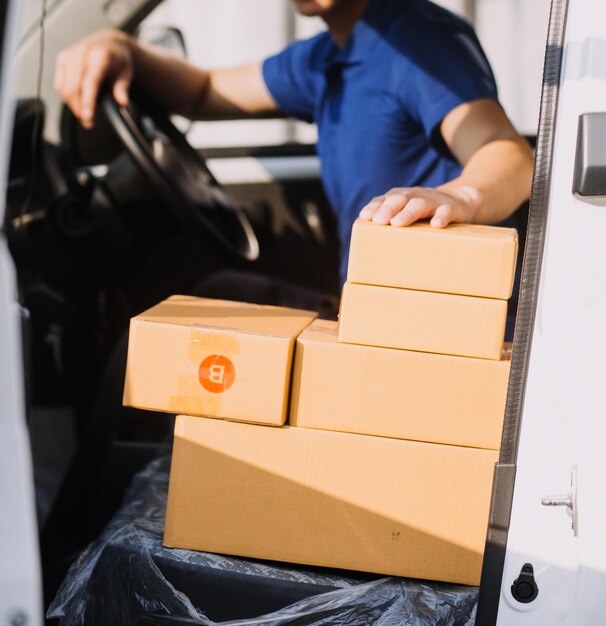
[338,282,507,360]
[348,219,518,299]
[123,296,317,425]
[165,415,498,586]
[291,320,511,449]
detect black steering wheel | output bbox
[100,87,259,261]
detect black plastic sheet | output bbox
[48,457,478,625]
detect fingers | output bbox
[359,195,385,220]
[79,48,111,128]
[54,31,132,129]
[430,204,455,228]
[370,191,411,224]
[360,189,432,226]
[390,197,431,226]
[112,74,132,107]
[58,48,87,124]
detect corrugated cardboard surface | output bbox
[338,282,507,360]
[291,320,510,449]
[348,219,518,298]
[123,296,317,425]
[165,416,498,586]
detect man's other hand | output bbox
[359,185,480,228]
[55,30,133,129]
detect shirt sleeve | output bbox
[262,34,327,124]
[395,21,498,152]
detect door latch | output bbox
[541,466,578,537]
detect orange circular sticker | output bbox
[198,355,236,393]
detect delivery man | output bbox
[55,0,534,281]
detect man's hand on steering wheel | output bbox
[56,29,260,262]
[55,28,279,130]
[55,29,134,129]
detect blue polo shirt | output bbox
[262,0,498,280]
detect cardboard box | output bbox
[291,320,511,449]
[165,415,498,586]
[348,219,518,299]
[123,296,317,425]
[338,282,507,360]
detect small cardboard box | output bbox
[338,282,507,360]
[123,296,317,425]
[165,415,498,586]
[291,320,511,449]
[348,219,518,299]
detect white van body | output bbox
[0,0,43,624]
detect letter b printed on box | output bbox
[199,355,236,393]
[209,365,226,385]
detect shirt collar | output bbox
[326,0,403,66]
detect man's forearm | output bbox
[126,36,212,118]
[438,136,534,225]
[129,37,279,120]
[54,28,280,127]
[358,99,535,229]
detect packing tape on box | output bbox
[187,329,241,360]
[168,330,241,415]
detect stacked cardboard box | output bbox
[338,219,517,359]
[290,319,511,449]
[165,415,498,586]
[124,220,518,587]
[123,295,318,425]
[293,219,518,447]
